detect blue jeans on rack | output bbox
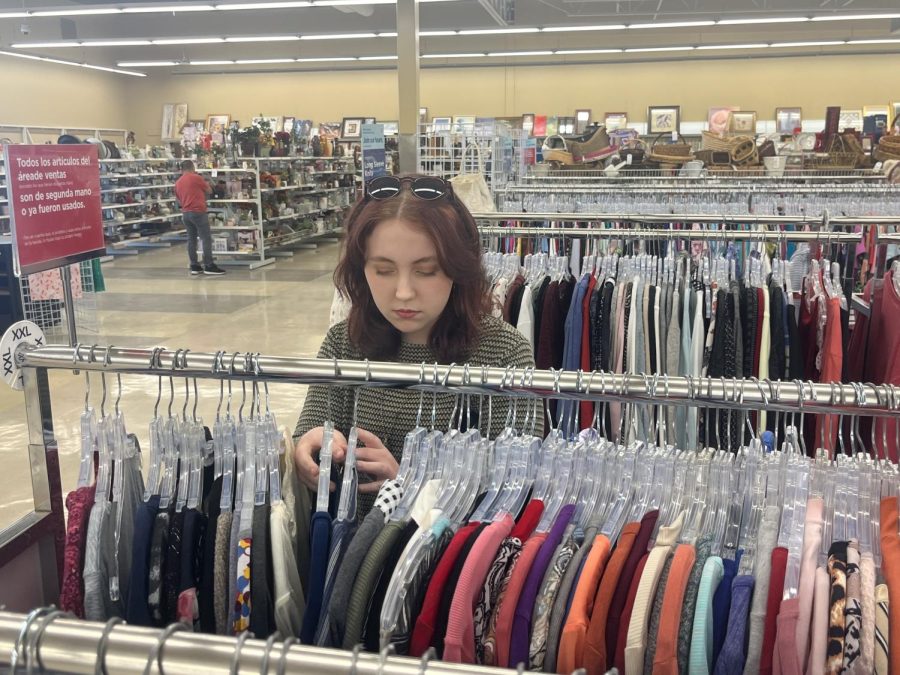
[182,211,214,267]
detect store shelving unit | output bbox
[195,155,357,268]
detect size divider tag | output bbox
[0,320,46,390]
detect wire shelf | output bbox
[19,260,98,343]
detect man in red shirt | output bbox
[174,160,225,276]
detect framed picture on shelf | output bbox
[418,107,428,124]
[729,111,757,134]
[206,114,231,143]
[838,109,863,131]
[453,116,476,132]
[431,116,452,132]
[341,117,363,139]
[775,107,802,135]
[647,106,680,135]
[605,112,627,130]
[708,106,738,135]
[382,121,399,136]
[546,116,559,136]
[282,116,295,134]
[575,109,591,134]
[533,115,547,136]
[319,122,341,139]
[558,116,576,135]
[521,113,535,135]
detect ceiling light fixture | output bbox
[420,30,459,36]
[624,45,697,52]
[770,40,847,47]
[11,41,80,48]
[422,52,486,57]
[122,4,215,12]
[378,32,399,37]
[190,59,236,64]
[234,58,296,63]
[30,7,123,16]
[224,35,300,42]
[487,49,554,56]
[118,60,179,66]
[541,24,627,32]
[295,56,359,61]
[300,32,378,40]
[216,1,311,7]
[459,27,541,35]
[311,0,395,5]
[0,49,145,76]
[554,48,624,54]
[717,17,809,25]
[628,20,715,29]
[846,38,900,44]
[358,55,399,59]
[151,37,226,45]
[696,43,769,49]
[0,12,29,18]
[811,13,900,21]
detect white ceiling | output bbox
[0,0,898,74]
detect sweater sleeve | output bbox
[293,323,352,441]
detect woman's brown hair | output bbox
[334,178,490,362]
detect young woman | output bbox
[293,175,538,516]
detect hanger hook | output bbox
[28,609,71,675]
[376,644,396,675]
[142,623,185,675]
[94,617,123,675]
[276,637,299,675]
[258,631,282,675]
[229,631,252,675]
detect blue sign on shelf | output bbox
[361,124,386,183]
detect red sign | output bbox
[3,144,104,275]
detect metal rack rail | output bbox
[471,212,900,226]
[476,225,865,243]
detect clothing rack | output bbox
[500,184,900,195]
[471,212,900,226]
[14,344,900,417]
[0,610,511,674]
[476,225,864,243]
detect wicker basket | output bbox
[647,133,694,164]
[808,135,862,170]
[701,131,733,151]
[729,137,759,166]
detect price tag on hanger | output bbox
[0,320,45,390]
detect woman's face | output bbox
[364,218,454,345]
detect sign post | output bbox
[3,145,105,345]
[361,123,387,184]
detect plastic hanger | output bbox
[218,353,238,513]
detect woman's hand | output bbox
[293,426,348,491]
[355,429,400,494]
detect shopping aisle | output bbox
[0,243,340,528]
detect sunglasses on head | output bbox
[365,175,453,202]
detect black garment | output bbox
[599,280,614,372]
[707,289,729,449]
[250,503,276,639]
[125,495,160,626]
[364,519,420,651]
[786,295,805,381]
[740,287,758,383]
[199,477,223,634]
[431,521,489,657]
[648,285,658,374]
[508,281,527,327]
[589,284,603,372]
[531,277,550,355]
[179,507,207,628]
[163,509,184,624]
[768,283,786,383]
[622,282,633,370]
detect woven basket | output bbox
[701,131,733,151]
[648,133,694,164]
[730,137,759,166]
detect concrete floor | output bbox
[0,243,339,528]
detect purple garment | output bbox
[559,275,590,433]
[508,504,576,668]
[713,574,755,675]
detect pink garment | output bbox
[775,598,802,675]
[444,515,516,663]
[796,498,825,670]
[177,588,198,626]
[59,485,95,618]
[806,567,830,675]
[27,264,84,301]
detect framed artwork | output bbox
[282,116,295,134]
[341,117,363,139]
[453,116,476,132]
[319,122,341,139]
[533,115,547,136]
[431,117,452,132]
[647,106,680,135]
[521,113,535,135]
[364,117,376,125]
[605,112,627,130]
[839,109,863,131]
[575,109,591,134]
[546,116,559,136]
[729,111,757,134]
[708,106,739,135]
[775,107,802,135]
[206,114,231,144]
[558,116,576,135]
[382,121,399,136]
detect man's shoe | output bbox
[190,264,203,276]
[203,264,226,276]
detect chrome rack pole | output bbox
[14,344,900,417]
[475,226,864,243]
[470,212,900,226]
[0,611,505,674]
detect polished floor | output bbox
[0,243,339,528]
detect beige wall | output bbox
[4,51,896,143]
[0,57,130,138]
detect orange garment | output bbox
[879,497,900,675]
[583,522,640,675]
[557,534,612,674]
[652,543,697,675]
[492,532,547,668]
[614,553,650,673]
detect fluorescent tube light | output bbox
[421,30,459,36]
[31,8,123,16]
[312,0,395,5]
[628,21,715,29]
[422,52,486,58]
[122,4,215,12]
[81,40,154,47]
[234,58,296,64]
[0,12,29,18]
[555,48,623,54]
[190,60,236,65]
[696,43,769,50]
[12,42,81,48]
[542,24,627,32]
[295,56,359,61]
[151,38,226,45]
[0,50,145,77]
[625,45,697,52]
[811,13,900,21]
[487,50,554,56]
[846,38,900,44]
[118,60,179,66]
[717,17,809,25]
[378,32,399,37]
[459,27,541,35]
[224,35,300,42]
[300,33,378,40]
[216,1,312,8]
[358,55,399,60]
[770,40,847,47]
